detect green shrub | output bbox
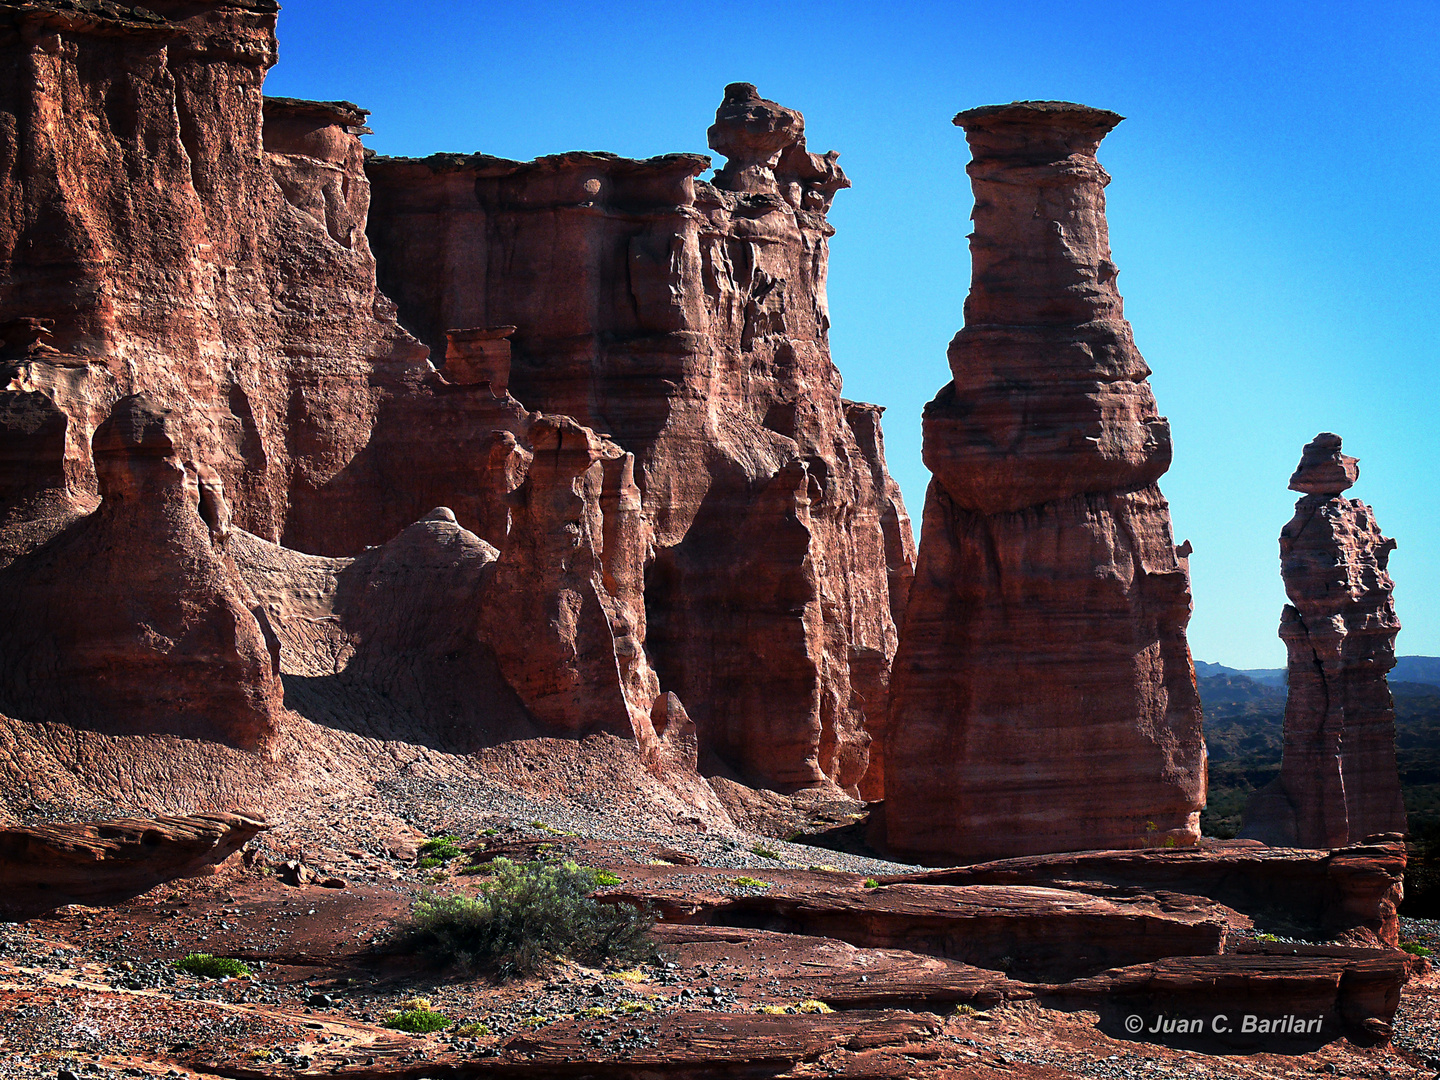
[1401,942,1433,957]
[750,844,779,859]
[593,870,622,887]
[173,953,250,979]
[862,878,880,889]
[384,1007,449,1033]
[732,876,771,888]
[419,835,464,861]
[418,856,443,870]
[402,857,654,977]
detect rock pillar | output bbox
[1240,434,1408,847]
[884,101,1207,862]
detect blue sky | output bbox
[267,1,1439,667]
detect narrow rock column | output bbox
[884,102,1207,862]
[1240,434,1408,847]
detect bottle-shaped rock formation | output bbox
[884,101,1207,862]
[1240,434,1408,848]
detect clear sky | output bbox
[266,1,1439,668]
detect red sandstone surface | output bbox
[884,101,1208,864]
[1241,434,1409,848]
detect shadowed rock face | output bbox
[884,101,1207,863]
[0,394,284,748]
[365,85,914,793]
[1241,434,1407,848]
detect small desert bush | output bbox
[1402,942,1433,957]
[593,870,623,887]
[419,835,464,861]
[751,844,779,859]
[756,1000,833,1015]
[862,878,880,889]
[384,1004,449,1033]
[403,857,653,977]
[732,876,771,888]
[174,953,250,979]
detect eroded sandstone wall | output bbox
[1240,434,1408,847]
[366,83,915,793]
[884,102,1207,862]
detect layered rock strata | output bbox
[0,811,265,919]
[366,83,914,792]
[884,101,1206,861]
[1241,435,1408,847]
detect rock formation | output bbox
[0,1,912,810]
[366,82,914,792]
[884,101,1207,862]
[0,394,284,747]
[0,811,266,919]
[1240,434,1408,847]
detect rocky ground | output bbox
[0,767,1437,1080]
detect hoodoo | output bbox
[1240,433,1408,847]
[884,101,1207,862]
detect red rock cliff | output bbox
[1240,434,1408,847]
[884,102,1207,862]
[365,83,915,793]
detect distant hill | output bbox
[1195,655,1440,691]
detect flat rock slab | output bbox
[878,837,1407,946]
[0,813,267,919]
[612,871,1231,981]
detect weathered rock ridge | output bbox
[366,81,913,792]
[884,101,1207,862]
[0,3,910,815]
[1241,434,1408,847]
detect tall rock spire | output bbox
[1241,434,1408,847]
[884,101,1207,862]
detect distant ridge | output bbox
[1195,656,1440,692]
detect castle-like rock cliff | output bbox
[1241,434,1408,847]
[365,82,913,793]
[884,102,1207,862]
[0,3,910,815]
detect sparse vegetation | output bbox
[1402,942,1433,957]
[1255,933,1280,943]
[402,857,654,976]
[607,967,647,982]
[756,1000,833,1014]
[593,870,623,887]
[173,953,250,979]
[520,1015,551,1028]
[954,1003,979,1016]
[384,999,449,1033]
[732,876,771,888]
[419,834,464,861]
[862,878,880,889]
[456,1021,491,1037]
[750,844,779,859]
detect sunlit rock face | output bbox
[365,84,915,793]
[884,101,1207,863]
[1241,433,1408,848]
